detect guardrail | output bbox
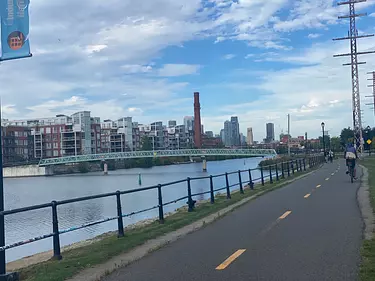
[0,155,324,267]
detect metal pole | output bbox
[287,114,291,156]
[322,125,326,158]
[0,103,5,274]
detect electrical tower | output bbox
[333,0,375,153]
[366,71,375,123]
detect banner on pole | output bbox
[0,0,32,61]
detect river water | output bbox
[4,157,269,262]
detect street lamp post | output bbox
[365,126,371,156]
[321,122,326,160]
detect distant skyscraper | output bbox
[183,116,194,133]
[205,131,214,138]
[247,127,254,146]
[224,120,231,146]
[168,120,177,127]
[220,129,225,143]
[230,116,240,146]
[266,123,275,143]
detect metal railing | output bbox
[0,155,324,267]
[38,148,278,166]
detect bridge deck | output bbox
[38,149,277,166]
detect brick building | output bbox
[1,126,34,166]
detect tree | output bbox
[141,136,153,151]
[330,137,342,152]
[340,127,354,145]
[140,136,153,167]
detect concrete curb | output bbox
[358,165,375,240]
[66,168,318,281]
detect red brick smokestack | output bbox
[194,92,202,148]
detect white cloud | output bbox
[223,54,236,60]
[307,33,321,39]
[157,64,201,77]
[121,64,153,74]
[245,54,255,59]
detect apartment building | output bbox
[101,117,133,152]
[2,111,101,159]
[1,125,34,165]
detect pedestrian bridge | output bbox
[38,148,277,166]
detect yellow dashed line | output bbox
[279,211,292,219]
[316,184,321,188]
[331,173,335,176]
[304,193,311,199]
[325,178,329,181]
[216,249,246,270]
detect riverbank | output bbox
[16,161,321,281]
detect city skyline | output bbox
[1,2,375,141]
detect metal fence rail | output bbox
[0,155,324,266]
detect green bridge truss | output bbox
[38,149,277,166]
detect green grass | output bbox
[360,158,375,281]
[19,168,312,281]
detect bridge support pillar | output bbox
[103,162,108,175]
[202,158,207,172]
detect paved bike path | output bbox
[103,160,363,281]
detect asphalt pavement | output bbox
[103,159,363,281]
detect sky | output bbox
[1,0,375,142]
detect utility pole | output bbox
[287,114,291,156]
[333,0,375,153]
[366,71,375,124]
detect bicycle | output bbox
[348,161,355,183]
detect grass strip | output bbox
[19,168,313,281]
[360,158,375,281]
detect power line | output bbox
[333,0,375,152]
[366,71,375,124]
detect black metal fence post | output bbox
[276,164,279,181]
[209,175,215,204]
[157,185,164,224]
[248,169,254,190]
[299,159,302,172]
[303,158,306,171]
[225,173,231,199]
[187,177,196,212]
[291,161,295,175]
[295,160,299,172]
[51,201,62,260]
[238,170,244,194]
[281,162,285,179]
[116,191,125,236]
[269,166,273,184]
[261,167,265,186]
[287,161,290,177]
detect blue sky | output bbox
[1,0,375,141]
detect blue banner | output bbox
[0,0,31,61]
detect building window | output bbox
[46,143,52,149]
[53,143,58,149]
[46,127,51,134]
[53,150,59,157]
[53,127,58,133]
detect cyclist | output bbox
[328,150,334,162]
[345,143,358,179]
